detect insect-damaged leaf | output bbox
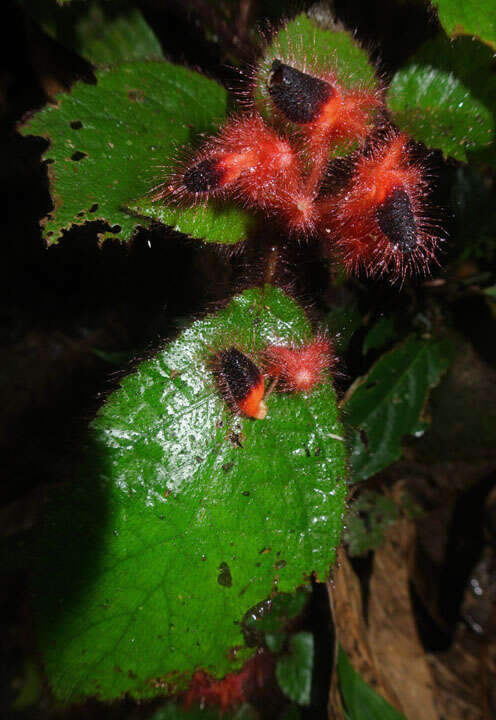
[20,61,237,244]
[32,286,347,702]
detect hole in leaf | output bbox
[45,158,55,165]
[71,151,87,162]
[89,203,99,213]
[111,225,121,233]
[70,120,83,130]
[217,562,232,587]
[127,89,145,102]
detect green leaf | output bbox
[344,491,399,557]
[276,633,314,707]
[338,646,406,720]
[432,0,496,51]
[243,588,310,637]
[20,62,228,245]
[21,0,163,66]
[254,12,378,116]
[386,34,496,163]
[128,197,253,246]
[32,287,347,702]
[243,587,310,652]
[344,334,452,482]
[363,316,397,355]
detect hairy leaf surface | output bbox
[387,34,496,163]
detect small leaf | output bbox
[338,646,406,720]
[255,12,378,116]
[242,587,310,649]
[344,491,400,557]
[344,334,452,481]
[20,62,228,244]
[32,286,347,702]
[387,34,496,163]
[128,197,253,246]
[21,0,164,65]
[432,0,496,51]
[276,633,314,707]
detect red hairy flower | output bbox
[264,335,336,392]
[318,133,439,281]
[169,114,319,234]
[158,19,442,282]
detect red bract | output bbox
[183,669,246,713]
[264,336,336,392]
[267,60,380,140]
[160,21,441,283]
[182,651,272,713]
[318,133,439,281]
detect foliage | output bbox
[344,335,452,482]
[32,287,347,702]
[338,646,406,719]
[10,0,494,714]
[387,33,496,164]
[432,0,496,51]
[22,0,164,65]
[275,633,314,706]
[21,62,235,244]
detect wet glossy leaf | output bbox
[344,335,452,482]
[22,0,163,65]
[387,34,496,163]
[344,491,399,557]
[276,633,314,706]
[432,0,496,51]
[32,287,347,702]
[20,62,228,244]
[255,12,378,116]
[338,646,406,720]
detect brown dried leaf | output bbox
[368,518,439,720]
[328,548,402,713]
